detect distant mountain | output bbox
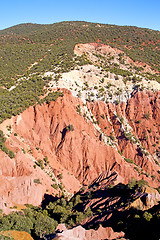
[0,23,45,35]
[0,21,160,82]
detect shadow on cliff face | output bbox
[64,170,160,240]
[39,171,160,240]
[41,194,58,209]
[73,183,160,240]
[104,202,160,240]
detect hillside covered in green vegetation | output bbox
[0,21,160,82]
[0,21,160,124]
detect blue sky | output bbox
[1,0,160,31]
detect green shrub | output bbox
[41,91,63,104]
[143,212,153,221]
[34,213,57,238]
[144,112,150,120]
[127,177,148,190]
[101,114,105,119]
[34,179,41,184]
[8,151,15,159]
[76,104,81,115]
[22,148,26,154]
[135,120,141,124]
[51,184,58,190]
[59,183,64,191]
[0,130,15,158]
[36,159,44,169]
[109,133,115,141]
[124,158,134,164]
[58,173,63,179]
[66,124,74,132]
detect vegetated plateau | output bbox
[0,21,160,240]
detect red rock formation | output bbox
[88,91,160,185]
[0,149,52,213]
[0,89,160,210]
[55,224,125,240]
[74,43,158,74]
[10,89,141,186]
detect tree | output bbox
[143,212,153,221]
[34,213,57,238]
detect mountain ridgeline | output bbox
[0,21,160,81]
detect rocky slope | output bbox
[54,224,125,240]
[74,43,158,74]
[0,86,160,214]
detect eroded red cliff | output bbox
[0,89,160,210]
